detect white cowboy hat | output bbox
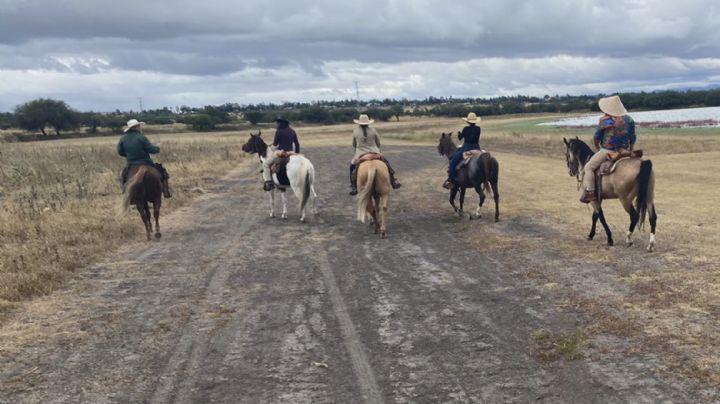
[462,112,481,124]
[353,114,374,125]
[598,95,628,117]
[123,119,145,132]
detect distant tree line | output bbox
[3,88,720,137]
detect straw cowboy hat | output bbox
[462,112,481,124]
[123,119,145,132]
[598,95,628,117]
[353,114,374,125]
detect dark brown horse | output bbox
[438,133,500,221]
[119,165,164,240]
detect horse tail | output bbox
[300,161,313,213]
[635,160,653,230]
[487,157,499,196]
[357,164,376,223]
[118,168,144,216]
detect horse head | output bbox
[241,131,267,156]
[438,132,457,159]
[563,136,591,178]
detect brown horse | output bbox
[564,137,657,251]
[438,133,500,221]
[356,160,391,238]
[119,165,164,241]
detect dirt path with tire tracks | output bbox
[0,146,707,403]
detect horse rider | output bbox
[117,118,172,198]
[349,114,402,195]
[443,112,482,189]
[580,95,636,203]
[261,117,300,191]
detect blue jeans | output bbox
[448,144,480,181]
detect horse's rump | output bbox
[356,160,390,223]
[119,165,162,215]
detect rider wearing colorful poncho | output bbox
[443,112,482,189]
[580,95,636,203]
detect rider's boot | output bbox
[381,158,402,189]
[349,164,358,195]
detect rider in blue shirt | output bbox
[443,112,482,189]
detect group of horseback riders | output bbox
[117,95,636,205]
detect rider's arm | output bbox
[117,139,126,157]
[458,128,465,141]
[627,118,636,150]
[292,130,300,153]
[141,135,160,154]
[374,130,381,150]
[593,124,603,150]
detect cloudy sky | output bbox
[1,0,719,111]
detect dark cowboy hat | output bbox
[275,117,290,124]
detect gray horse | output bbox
[438,133,500,221]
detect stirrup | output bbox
[392,181,402,190]
[580,191,597,204]
[349,188,358,196]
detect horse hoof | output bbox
[586,236,594,241]
[626,241,633,248]
[607,240,614,246]
[647,245,654,253]
[270,213,275,218]
[300,217,306,223]
[155,233,162,240]
[381,232,387,238]
[494,218,499,223]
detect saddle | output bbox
[594,149,644,201]
[357,152,384,164]
[270,151,294,186]
[457,150,488,170]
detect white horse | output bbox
[242,132,318,221]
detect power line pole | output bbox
[137,97,143,112]
[354,81,360,102]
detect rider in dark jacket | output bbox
[117,119,172,198]
[443,112,482,189]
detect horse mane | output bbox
[569,138,594,163]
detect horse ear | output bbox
[441,133,446,138]
[563,137,568,145]
[258,130,262,136]
[575,136,578,140]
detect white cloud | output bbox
[2,55,718,111]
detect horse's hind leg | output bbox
[621,198,638,247]
[449,187,460,214]
[311,185,319,216]
[459,187,466,216]
[269,189,276,218]
[137,203,152,241]
[369,197,379,234]
[647,204,658,252]
[280,190,288,220]
[153,200,162,240]
[378,194,389,238]
[491,181,500,222]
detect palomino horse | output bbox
[438,133,500,221]
[242,132,318,222]
[119,164,165,240]
[563,137,657,251]
[356,159,391,238]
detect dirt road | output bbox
[0,146,707,403]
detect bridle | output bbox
[565,147,583,190]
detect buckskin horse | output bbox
[563,137,657,251]
[438,132,500,221]
[242,132,318,222]
[119,164,165,241]
[356,155,391,238]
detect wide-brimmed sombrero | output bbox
[123,119,145,132]
[353,114,374,125]
[598,95,628,117]
[462,112,481,124]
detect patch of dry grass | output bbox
[0,131,251,316]
[532,329,588,362]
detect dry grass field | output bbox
[1,114,719,389]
